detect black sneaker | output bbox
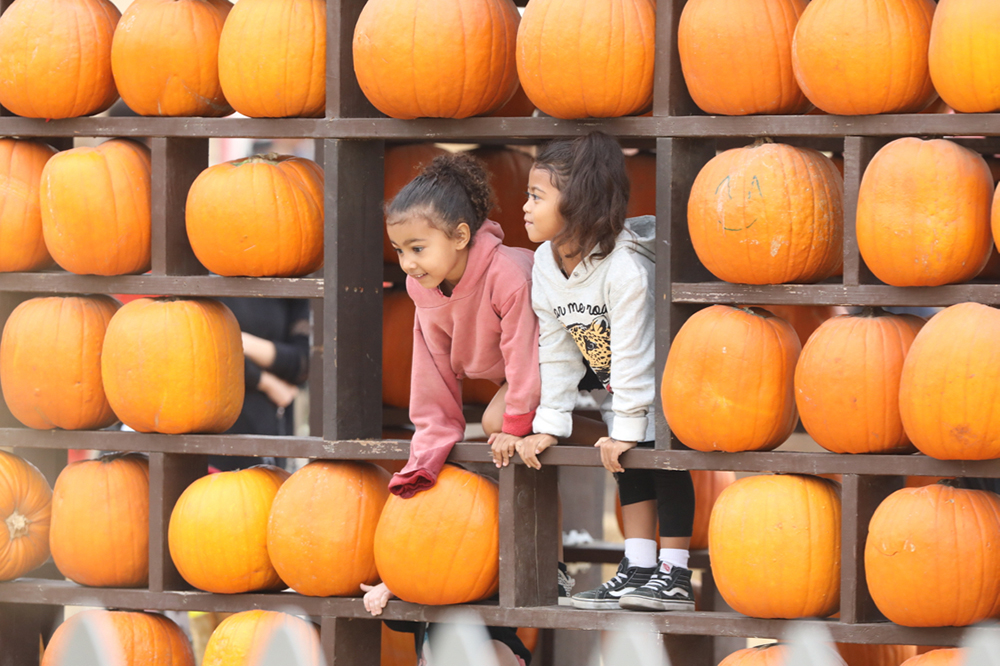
[570,557,656,610]
[618,563,696,611]
[557,562,576,606]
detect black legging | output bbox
[615,451,695,538]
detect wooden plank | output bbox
[663,635,714,666]
[657,138,715,449]
[150,138,209,276]
[839,475,903,624]
[147,453,207,592]
[0,274,322,298]
[329,0,380,118]
[0,603,52,666]
[672,282,1000,306]
[319,616,381,666]
[309,298,324,438]
[499,465,559,607]
[842,138,888,287]
[322,140,384,440]
[657,0,699,116]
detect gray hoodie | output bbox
[531,216,656,443]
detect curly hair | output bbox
[386,152,496,242]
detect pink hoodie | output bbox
[389,221,540,498]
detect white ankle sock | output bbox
[659,548,689,571]
[624,538,657,568]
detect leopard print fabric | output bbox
[566,317,611,386]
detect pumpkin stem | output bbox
[859,306,886,318]
[5,511,29,539]
[234,153,283,167]
[751,137,775,148]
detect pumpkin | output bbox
[857,138,993,287]
[516,0,655,119]
[0,450,51,581]
[905,476,952,488]
[40,139,152,276]
[110,0,233,117]
[267,461,390,597]
[836,644,917,666]
[186,154,324,277]
[929,0,1000,113]
[169,465,289,594]
[903,650,964,665]
[678,0,810,116]
[791,0,937,115]
[217,0,325,118]
[382,144,449,264]
[709,474,841,619]
[865,484,1000,626]
[488,83,535,117]
[374,465,499,605]
[382,624,417,666]
[202,611,320,666]
[0,295,120,430]
[753,305,844,348]
[49,453,149,587]
[899,302,1000,460]
[470,146,536,250]
[662,305,800,452]
[626,151,656,218]
[794,307,925,455]
[0,139,57,272]
[101,298,244,434]
[718,644,789,666]
[42,610,194,666]
[354,0,519,119]
[0,0,120,119]
[688,140,843,285]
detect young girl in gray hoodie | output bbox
[516,131,696,612]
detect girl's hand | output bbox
[488,432,520,468]
[595,437,637,473]
[516,433,558,470]
[360,582,394,617]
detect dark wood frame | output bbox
[1,0,998,664]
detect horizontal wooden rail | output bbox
[673,283,1000,307]
[0,274,323,298]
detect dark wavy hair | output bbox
[386,152,495,243]
[533,131,630,262]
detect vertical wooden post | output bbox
[319,617,381,666]
[655,0,699,117]
[499,465,559,607]
[0,604,55,666]
[655,137,715,449]
[840,474,903,623]
[147,453,207,592]
[842,137,887,287]
[328,0,380,119]
[322,139,384,440]
[149,137,209,276]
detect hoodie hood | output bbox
[571,215,656,280]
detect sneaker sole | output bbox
[571,598,626,610]
[618,596,695,612]
[558,597,575,607]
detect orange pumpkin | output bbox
[709,474,841,619]
[625,151,656,218]
[679,0,810,116]
[374,465,499,605]
[50,453,149,587]
[383,144,449,264]
[903,649,965,665]
[488,83,535,117]
[865,484,1000,627]
[791,0,937,115]
[905,476,952,488]
[0,0,120,119]
[757,305,843,347]
[688,141,843,285]
[267,461,390,597]
[836,643,917,666]
[102,298,244,434]
[186,154,324,277]
[40,139,152,276]
[470,146,536,250]
[381,624,417,666]
[42,610,194,666]
[794,308,925,455]
[857,138,993,287]
[662,306,800,452]
[0,450,51,582]
[110,0,233,117]
[202,610,320,666]
[719,645,792,666]
[899,302,1000,460]
[929,0,1000,113]
[169,465,289,594]
[354,0,520,119]
[0,139,57,272]
[217,0,325,118]
[0,295,120,430]
[516,0,655,119]
[383,290,416,409]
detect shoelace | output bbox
[558,569,576,589]
[600,568,631,590]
